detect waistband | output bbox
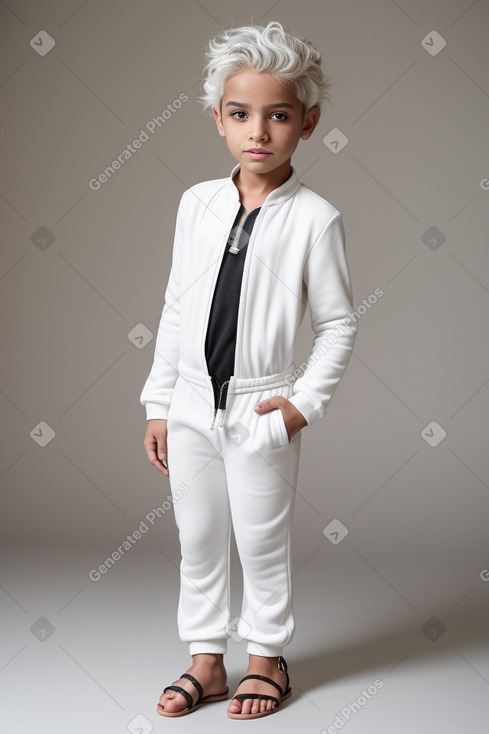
[177,358,295,429]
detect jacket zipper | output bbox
[207,204,264,430]
[233,209,263,379]
[206,201,241,430]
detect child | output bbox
[141,20,357,720]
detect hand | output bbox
[144,419,169,476]
[254,396,307,441]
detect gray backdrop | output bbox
[1,0,488,618]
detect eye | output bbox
[271,113,288,121]
[229,111,289,121]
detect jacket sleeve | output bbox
[139,191,187,420]
[288,211,357,426]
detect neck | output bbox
[233,160,293,198]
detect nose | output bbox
[249,116,268,142]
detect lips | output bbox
[246,149,272,160]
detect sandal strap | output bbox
[179,672,203,702]
[162,672,204,710]
[237,673,284,697]
[162,685,194,709]
[232,692,280,708]
[278,656,290,693]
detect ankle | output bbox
[191,653,225,668]
[248,654,281,669]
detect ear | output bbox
[300,105,321,141]
[212,104,226,137]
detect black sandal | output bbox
[157,671,229,718]
[227,656,292,720]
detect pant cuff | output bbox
[246,642,284,657]
[189,639,227,655]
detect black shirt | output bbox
[205,204,261,408]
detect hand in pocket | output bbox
[255,396,307,442]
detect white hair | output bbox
[198,20,333,117]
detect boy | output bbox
[141,21,357,720]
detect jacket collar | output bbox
[227,162,301,207]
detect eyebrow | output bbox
[224,101,295,109]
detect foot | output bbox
[157,653,228,716]
[227,655,289,717]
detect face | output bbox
[212,68,320,178]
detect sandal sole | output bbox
[157,691,229,718]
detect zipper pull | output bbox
[228,208,248,255]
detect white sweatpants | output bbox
[166,359,302,658]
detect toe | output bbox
[157,692,169,709]
[242,698,254,716]
[228,697,242,714]
[157,691,188,715]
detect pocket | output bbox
[250,385,292,451]
[273,405,290,447]
[252,408,289,451]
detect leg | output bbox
[223,392,300,656]
[222,386,301,716]
[157,377,232,715]
[166,376,232,653]
[170,442,232,654]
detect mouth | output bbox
[245,149,272,159]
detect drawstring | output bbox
[210,379,230,430]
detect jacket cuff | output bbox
[288,391,323,427]
[145,402,170,421]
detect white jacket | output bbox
[141,162,357,426]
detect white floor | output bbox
[1,540,488,733]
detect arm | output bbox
[287,211,357,426]
[140,191,187,420]
[141,192,188,476]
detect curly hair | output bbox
[198,20,333,117]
